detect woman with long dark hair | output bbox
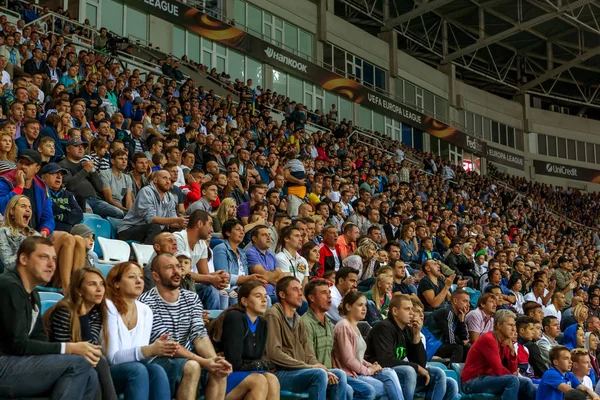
[45,267,117,400]
[209,281,280,400]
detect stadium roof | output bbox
[335,0,600,112]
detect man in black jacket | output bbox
[365,294,449,400]
[383,214,402,243]
[425,289,471,362]
[0,236,100,399]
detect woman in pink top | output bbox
[332,291,404,399]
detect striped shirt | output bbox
[49,305,103,345]
[138,287,207,350]
[82,152,111,172]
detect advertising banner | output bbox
[486,146,525,170]
[127,0,485,154]
[533,160,600,182]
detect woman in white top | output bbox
[105,261,176,400]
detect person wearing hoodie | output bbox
[0,150,54,237]
[364,294,450,400]
[564,325,586,350]
[515,316,537,378]
[264,276,349,400]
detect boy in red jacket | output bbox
[462,309,537,399]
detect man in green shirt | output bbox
[302,278,374,398]
[552,256,579,308]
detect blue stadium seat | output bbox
[39,292,64,302]
[82,217,113,258]
[208,310,223,319]
[96,263,114,278]
[450,363,500,399]
[427,361,449,370]
[280,391,309,399]
[106,217,121,238]
[36,286,62,293]
[41,300,58,314]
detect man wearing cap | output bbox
[40,162,83,232]
[0,150,54,237]
[59,138,124,219]
[552,256,580,308]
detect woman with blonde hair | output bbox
[213,197,238,233]
[365,267,394,319]
[0,130,17,173]
[0,195,87,291]
[342,238,378,280]
[58,111,73,139]
[105,262,173,400]
[45,267,117,400]
[311,214,325,244]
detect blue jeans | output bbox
[87,197,125,219]
[275,368,328,400]
[195,283,221,310]
[357,368,404,400]
[110,361,170,400]
[0,354,98,399]
[463,375,536,400]
[394,365,446,400]
[328,368,351,400]
[346,376,376,400]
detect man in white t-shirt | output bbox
[173,210,229,310]
[524,279,547,309]
[326,266,358,325]
[543,292,565,324]
[275,226,309,287]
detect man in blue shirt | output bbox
[246,225,283,304]
[537,346,598,400]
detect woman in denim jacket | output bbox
[213,219,267,307]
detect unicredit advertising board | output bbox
[128,0,485,155]
[533,160,600,182]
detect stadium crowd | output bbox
[5,2,600,400]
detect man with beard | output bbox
[140,253,231,400]
[117,170,188,244]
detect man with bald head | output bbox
[118,170,188,244]
[143,232,178,292]
[204,160,219,180]
[140,253,231,399]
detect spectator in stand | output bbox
[117,170,187,244]
[246,224,283,304]
[264,276,348,399]
[336,222,359,260]
[537,346,597,400]
[40,162,83,233]
[276,225,310,292]
[59,138,124,218]
[461,309,537,399]
[365,294,451,399]
[553,256,579,308]
[465,292,497,344]
[282,150,307,218]
[425,289,471,363]
[417,259,454,312]
[173,209,227,310]
[327,266,359,325]
[208,281,281,399]
[538,315,561,371]
[0,237,99,399]
[332,290,404,398]
[544,292,566,325]
[318,225,341,277]
[45,267,118,400]
[140,253,231,399]
[100,149,133,217]
[104,261,173,400]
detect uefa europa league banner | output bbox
[130,0,486,155]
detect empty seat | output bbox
[98,237,131,265]
[131,243,155,266]
[41,300,58,314]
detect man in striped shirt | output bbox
[140,253,231,399]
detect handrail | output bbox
[0,6,20,20]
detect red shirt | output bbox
[462,332,517,383]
